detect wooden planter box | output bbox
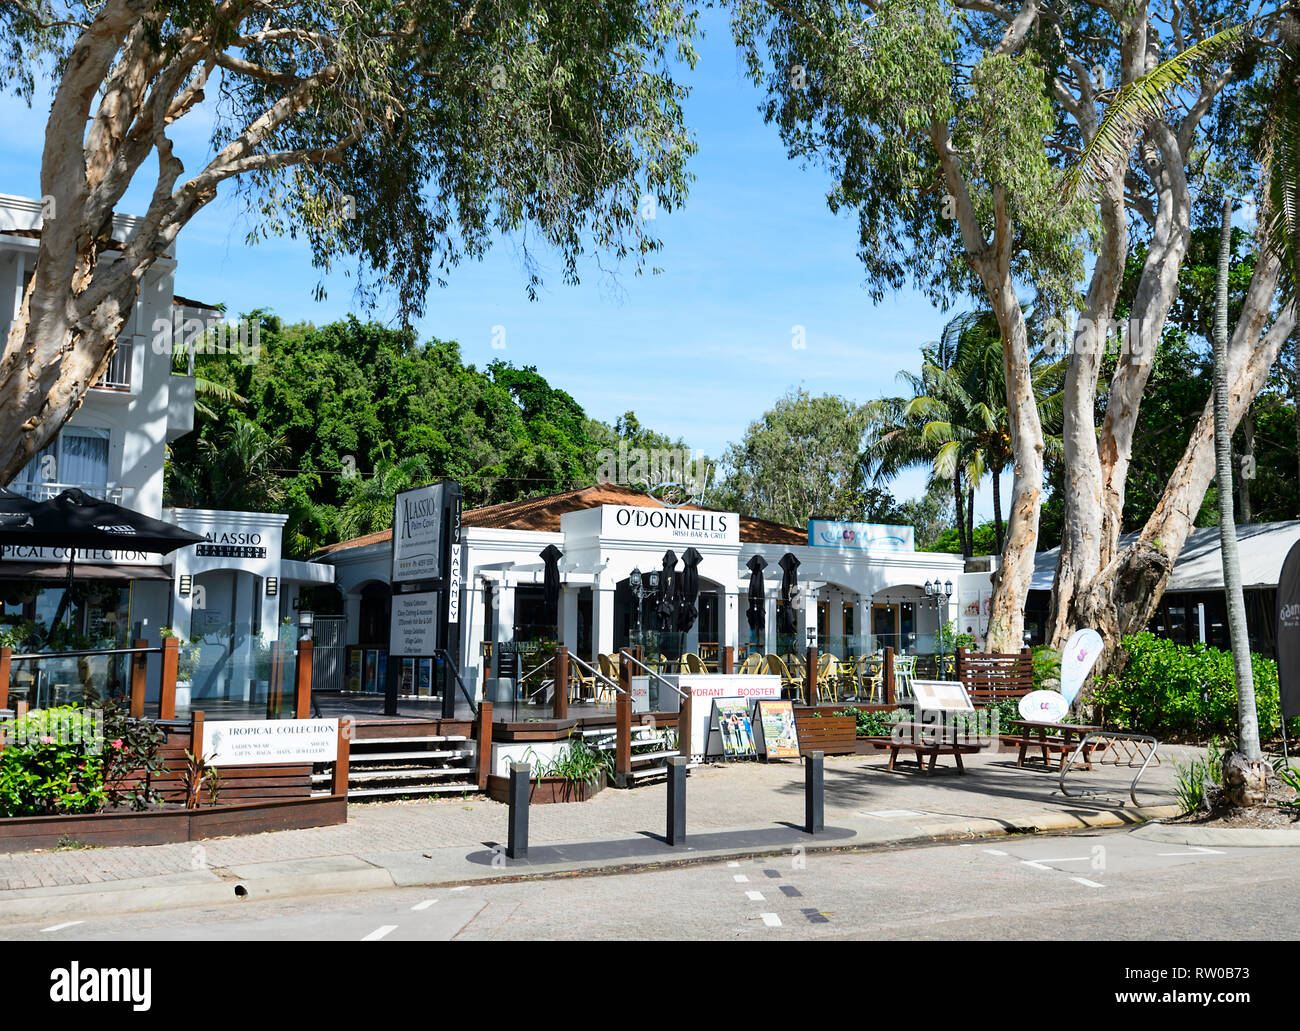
[793,714,857,756]
[0,795,347,853]
[486,770,608,805]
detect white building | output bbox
[0,192,331,713]
[316,484,991,698]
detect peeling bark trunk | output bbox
[954,470,969,559]
[991,467,1004,554]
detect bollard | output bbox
[805,749,824,835]
[666,755,687,846]
[507,761,531,859]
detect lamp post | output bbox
[924,580,954,679]
[629,567,660,651]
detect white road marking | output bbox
[40,921,84,933]
[861,809,927,819]
[760,912,782,927]
[982,849,1008,856]
[1021,861,1053,871]
[727,861,740,867]
[411,899,439,911]
[733,874,750,883]
[745,890,765,901]
[1071,877,1105,888]
[1157,846,1225,856]
[362,925,397,941]
[451,886,468,892]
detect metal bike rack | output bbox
[1059,730,1160,806]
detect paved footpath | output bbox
[0,744,1193,921]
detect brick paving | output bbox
[0,745,1192,891]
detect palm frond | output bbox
[1063,21,1249,199]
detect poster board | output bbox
[346,647,362,692]
[661,675,782,762]
[391,483,445,586]
[756,699,800,759]
[710,698,757,759]
[910,678,975,714]
[389,590,440,658]
[417,657,434,697]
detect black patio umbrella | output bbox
[0,488,204,638]
[676,547,702,632]
[745,555,767,633]
[539,544,563,623]
[777,552,801,636]
[0,487,41,531]
[655,549,677,632]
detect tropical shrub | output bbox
[1095,633,1299,742]
[0,706,105,817]
[834,707,908,737]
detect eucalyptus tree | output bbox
[730,0,1295,665]
[0,0,699,482]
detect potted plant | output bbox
[490,735,614,804]
[161,627,202,708]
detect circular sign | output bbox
[1018,690,1070,723]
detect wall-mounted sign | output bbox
[195,544,267,559]
[389,590,439,657]
[600,504,738,545]
[808,520,914,552]
[201,718,338,766]
[391,483,445,585]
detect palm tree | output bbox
[339,450,434,540]
[1065,15,1300,763]
[865,311,1064,557]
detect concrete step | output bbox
[312,766,474,784]
[330,783,478,798]
[346,749,473,763]
[351,735,468,746]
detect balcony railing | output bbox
[8,482,131,505]
[91,340,133,391]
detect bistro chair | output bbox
[816,654,840,703]
[738,652,764,675]
[894,654,918,701]
[765,653,804,700]
[684,652,708,675]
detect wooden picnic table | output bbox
[1008,719,1103,770]
[881,721,985,776]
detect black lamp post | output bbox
[924,579,954,679]
[629,567,660,649]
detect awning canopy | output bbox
[0,562,172,582]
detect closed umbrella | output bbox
[746,555,767,634]
[778,552,800,636]
[539,544,563,623]
[676,547,702,632]
[656,550,677,632]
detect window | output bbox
[12,427,111,497]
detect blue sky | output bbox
[1,7,1012,517]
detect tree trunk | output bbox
[1212,197,1260,762]
[991,467,1004,554]
[954,470,969,559]
[966,483,975,555]
[1238,407,1254,523]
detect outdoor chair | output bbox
[816,654,840,703]
[738,652,764,675]
[894,654,918,701]
[684,652,708,674]
[765,653,803,699]
[571,661,597,703]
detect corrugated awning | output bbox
[0,563,172,581]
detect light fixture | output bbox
[265,577,278,597]
[924,579,934,597]
[298,610,314,641]
[179,574,191,596]
[944,579,953,598]
[630,567,642,591]
[806,625,816,648]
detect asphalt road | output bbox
[4,829,1295,941]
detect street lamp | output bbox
[924,580,954,678]
[629,567,660,649]
[298,609,314,642]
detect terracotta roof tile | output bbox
[315,484,806,555]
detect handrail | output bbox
[8,646,161,661]
[516,655,554,683]
[435,647,480,717]
[569,652,624,695]
[619,649,687,700]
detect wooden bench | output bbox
[955,647,1034,706]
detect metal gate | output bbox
[311,615,347,693]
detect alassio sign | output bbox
[600,504,738,545]
[391,483,445,584]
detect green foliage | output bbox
[1031,646,1061,689]
[166,315,682,555]
[100,702,166,812]
[713,389,896,527]
[834,707,907,737]
[1095,632,1300,742]
[0,706,105,817]
[937,621,976,654]
[1172,739,1226,815]
[522,736,614,786]
[1277,764,1300,807]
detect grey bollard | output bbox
[507,762,530,859]
[666,756,688,845]
[805,750,824,835]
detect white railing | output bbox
[9,482,131,505]
[92,340,133,390]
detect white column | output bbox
[764,593,777,653]
[494,581,515,648]
[593,583,615,662]
[855,597,870,652]
[560,586,579,651]
[722,587,740,654]
[801,586,818,651]
[829,590,844,641]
